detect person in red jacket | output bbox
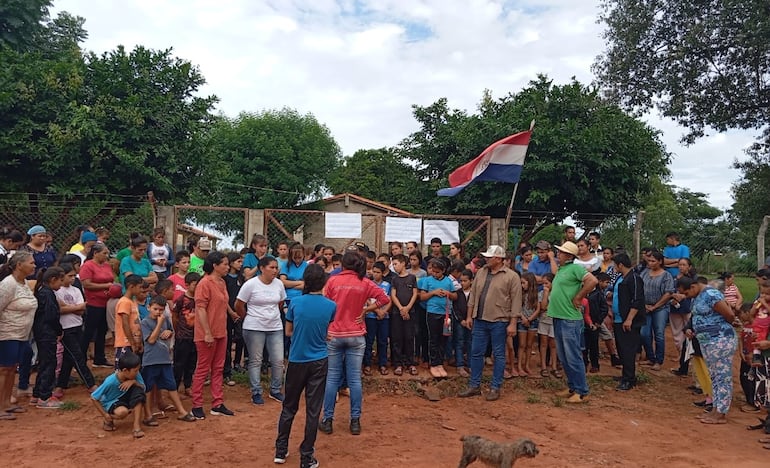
[319,250,390,436]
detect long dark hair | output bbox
[34,266,64,295]
[203,251,227,275]
[341,251,366,279]
[247,234,267,255]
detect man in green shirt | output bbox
[548,241,598,403]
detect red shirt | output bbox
[170,273,186,302]
[325,270,390,338]
[194,274,228,342]
[80,260,115,308]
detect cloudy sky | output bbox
[52,0,756,210]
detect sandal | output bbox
[177,412,196,422]
[394,366,403,376]
[0,412,17,421]
[552,369,563,378]
[152,411,168,419]
[5,405,27,414]
[363,367,373,377]
[102,420,116,432]
[133,429,145,439]
[142,417,159,427]
[540,369,550,378]
[162,404,176,412]
[408,366,418,376]
[379,366,389,376]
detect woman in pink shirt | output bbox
[190,251,233,419]
[320,251,390,436]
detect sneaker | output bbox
[319,418,333,434]
[210,404,234,416]
[566,393,588,404]
[226,378,236,387]
[252,393,265,405]
[273,450,288,464]
[350,418,361,435]
[615,381,635,391]
[269,392,284,403]
[191,407,206,420]
[36,397,62,409]
[300,456,320,468]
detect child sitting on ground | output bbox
[140,295,195,425]
[91,351,148,438]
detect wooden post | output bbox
[633,210,645,266]
[758,215,770,269]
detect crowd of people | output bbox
[2,223,770,465]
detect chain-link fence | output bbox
[170,206,248,252]
[0,192,154,255]
[264,209,491,257]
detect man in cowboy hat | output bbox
[548,241,598,404]
[458,245,521,402]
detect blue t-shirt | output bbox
[612,276,624,324]
[418,275,457,315]
[242,253,276,277]
[281,260,308,300]
[663,244,690,277]
[528,257,552,290]
[120,256,153,289]
[286,294,336,363]
[137,297,150,320]
[366,280,391,319]
[91,372,146,412]
[140,316,173,366]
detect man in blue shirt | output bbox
[663,232,690,277]
[528,240,558,290]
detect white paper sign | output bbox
[384,217,422,243]
[325,212,362,238]
[423,220,460,244]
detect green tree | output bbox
[327,148,423,211]
[0,0,51,51]
[594,0,770,145]
[730,143,770,247]
[401,76,670,238]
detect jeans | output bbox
[276,358,328,458]
[323,336,365,420]
[81,305,109,365]
[56,326,95,389]
[553,318,589,396]
[173,338,197,389]
[452,317,470,368]
[364,317,389,367]
[243,329,285,396]
[469,320,508,390]
[640,307,669,364]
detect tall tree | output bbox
[0,0,51,51]
[400,76,670,237]
[594,0,770,145]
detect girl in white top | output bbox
[235,256,287,403]
[574,239,601,272]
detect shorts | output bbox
[141,364,177,391]
[598,323,614,340]
[517,319,539,332]
[107,385,146,413]
[0,340,25,367]
[114,346,133,370]
[537,321,555,338]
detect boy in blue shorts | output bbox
[140,295,196,425]
[275,264,336,468]
[90,351,147,438]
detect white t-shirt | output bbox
[148,243,170,273]
[55,285,85,329]
[236,276,286,332]
[574,256,601,273]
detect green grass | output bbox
[636,370,652,385]
[731,275,757,304]
[232,371,250,387]
[552,396,564,407]
[59,401,81,411]
[525,392,541,404]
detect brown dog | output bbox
[458,435,539,467]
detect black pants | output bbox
[583,327,600,369]
[223,316,245,377]
[174,338,197,389]
[614,323,641,385]
[740,359,755,405]
[33,339,57,400]
[390,311,415,367]
[426,313,446,367]
[109,385,146,413]
[276,358,328,458]
[57,326,95,389]
[415,305,429,362]
[675,340,690,374]
[81,305,108,365]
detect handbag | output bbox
[443,298,452,336]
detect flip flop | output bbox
[700,418,727,425]
[379,366,389,376]
[133,429,145,439]
[162,404,176,412]
[552,370,563,378]
[408,366,419,376]
[152,411,168,419]
[5,405,27,414]
[394,366,403,376]
[540,369,550,378]
[142,417,159,427]
[177,412,196,422]
[0,412,17,421]
[103,420,116,432]
[363,367,373,377]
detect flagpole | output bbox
[502,120,535,250]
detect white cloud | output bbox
[50,0,757,210]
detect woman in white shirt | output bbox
[235,256,287,406]
[574,239,601,273]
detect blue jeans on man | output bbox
[469,320,508,389]
[553,318,589,396]
[323,336,365,421]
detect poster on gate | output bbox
[423,220,459,244]
[384,217,422,242]
[325,212,361,238]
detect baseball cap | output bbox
[481,245,505,258]
[197,238,212,251]
[555,241,578,257]
[27,225,47,236]
[535,240,551,250]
